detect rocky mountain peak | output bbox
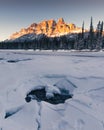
[10,18,82,40]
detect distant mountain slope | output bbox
[10,18,82,40]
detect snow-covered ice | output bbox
[0,50,104,130]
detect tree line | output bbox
[0,17,104,51]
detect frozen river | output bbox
[0,50,104,130]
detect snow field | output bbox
[0,50,104,130]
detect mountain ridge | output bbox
[10,18,82,40]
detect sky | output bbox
[0,0,104,41]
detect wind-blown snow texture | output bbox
[0,50,104,130]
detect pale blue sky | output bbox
[0,0,104,40]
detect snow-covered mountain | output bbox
[10,18,82,40]
[9,33,45,43]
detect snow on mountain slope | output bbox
[0,50,104,130]
[9,33,45,42]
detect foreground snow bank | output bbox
[0,50,104,130]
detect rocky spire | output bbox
[57,18,65,24]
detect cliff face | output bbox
[10,18,81,39]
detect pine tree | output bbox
[82,21,84,39]
[96,21,101,38]
[89,17,94,50]
[90,17,94,37]
[96,21,103,50]
[96,21,103,37]
[100,21,103,37]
